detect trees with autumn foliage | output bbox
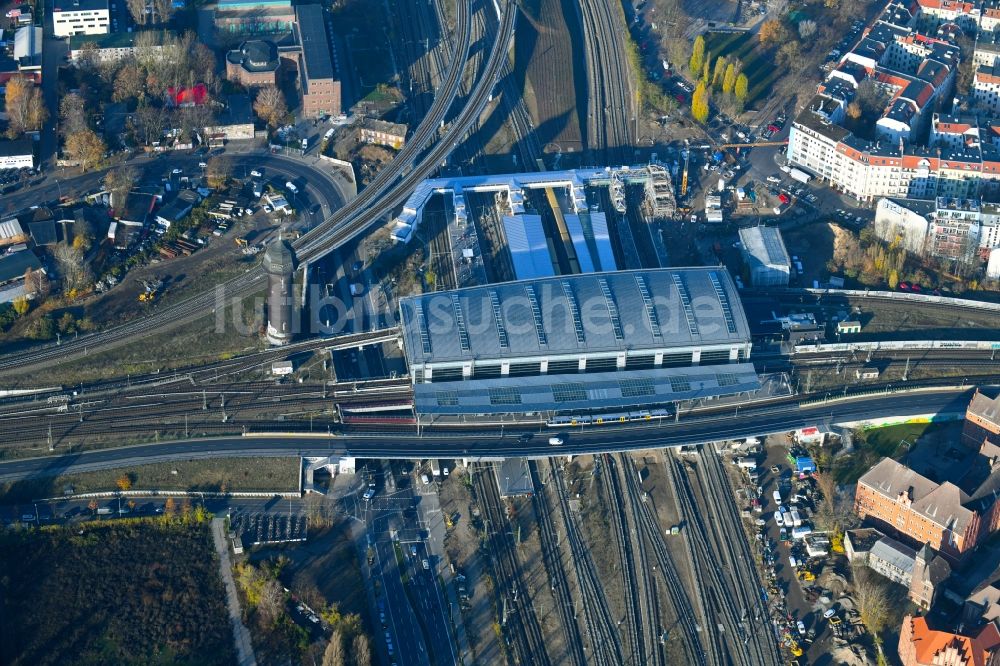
[689,35,705,76]
[64,129,107,170]
[4,76,47,138]
[691,80,710,123]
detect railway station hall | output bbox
[397,267,761,423]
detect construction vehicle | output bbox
[797,570,816,582]
[444,513,454,529]
[789,643,804,658]
[138,279,163,303]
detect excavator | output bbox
[138,278,163,303]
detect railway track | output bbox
[578,0,633,163]
[549,458,623,665]
[667,449,781,666]
[470,463,551,666]
[528,460,587,666]
[0,0,517,374]
[602,454,652,666]
[619,454,706,666]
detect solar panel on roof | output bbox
[414,302,431,355]
[488,386,522,405]
[709,271,738,334]
[634,275,662,339]
[561,280,586,344]
[598,278,624,342]
[669,376,691,392]
[523,284,547,346]
[551,382,587,402]
[451,294,470,352]
[619,377,655,397]
[488,290,509,349]
[671,273,699,337]
[716,372,740,387]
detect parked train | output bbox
[547,408,671,427]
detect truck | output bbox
[789,167,813,184]
[97,507,112,515]
[772,489,782,504]
[430,460,441,477]
[736,457,757,470]
[790,509,802,527]
[792,525,813,540]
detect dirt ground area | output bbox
[249,519,369,620]
[436,468,502,665]
[514,0,585,153]
[570,456,628,636]
[509,492,570,659]
[782,222,838,285]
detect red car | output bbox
[899,281,911,291]
[768,124,780,133]
[778,193,790,204]
[911,283,922,293]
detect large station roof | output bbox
[413,364,761,414]
[399,268,751,366]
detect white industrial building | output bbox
[873,197,934,254]
[739,225,791,287]
[0,137,34,170]
[53,0,109,37]
[502,215,555,279]
[988,248,1000,278]
[398,268,759,417]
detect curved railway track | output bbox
[0,0,519,375]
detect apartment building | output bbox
[69,30,168,65]
[52,0,109,38]
[932,197,983,259]
[358,119,407,150]
[873,197,934,252]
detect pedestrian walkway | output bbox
[211,518,258,666]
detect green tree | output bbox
[691,81,710,123]
[689,35,705,76]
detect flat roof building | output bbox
[739,225,791,287]
[0,137,34,170]
[295,4,340,118]
[52,0,109,37]
[399,268,759,417]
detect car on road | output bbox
[171,168,182,175]
[250,169,262,178]
[548,435,564,446]
[422,558,430,570]
[824,608,837,619]
[410,545,418,557]
[797,620,807,635]
[518,433,533,443]
[770,465,780,473]
[285,181,298,194]
[766,175,781,184]
[198,162,207,169]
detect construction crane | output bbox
[719,140,789,149]
[680,147,690,198]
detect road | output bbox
[0,0,513,375]
[0,387,979,480]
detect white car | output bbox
[198,162,207,169]
[797,620,806,635]
[766,175,781,184]
[171,168,182,175]
[250,169,262,178]
[422,559,430,570]
[548,436,564,446]
[823,608,837,619]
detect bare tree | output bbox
[205,156,230,189]
[131,103,168,146]
[852,564,892,654]
[798,20,817,40]
[352,634,372,666]
[104,166,137,207]
[126,0,148,25]
[60,92,89,137]
[257,579,285,626]
[52,243,93,292]
[322,631,345,666]
[253,85,288,129]
[152,0,174,23]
